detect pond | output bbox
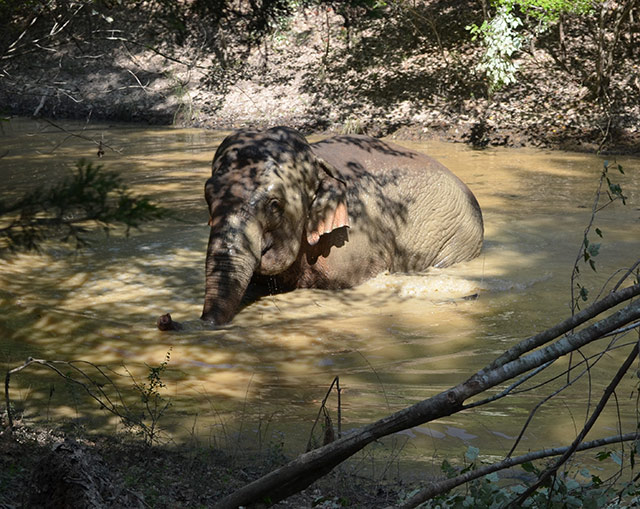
[1,118,639,478]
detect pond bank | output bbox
[1,422,398,508]
[1,3,639,155]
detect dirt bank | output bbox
[0,422,402,508]
[1,2,639,154]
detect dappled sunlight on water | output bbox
[2,118,639,473]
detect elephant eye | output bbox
[268,198,283,216]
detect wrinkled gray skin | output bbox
[201,127,483,325]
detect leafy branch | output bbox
[571,160,626,313]
[0,160,167,252]
[402,431,640,507]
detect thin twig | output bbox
[306,376,340,452]
[38,117,123,155]
[612,258,640,292]
[509,342,639,506]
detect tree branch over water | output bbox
[0,160,167,252]
[218,279,640,507]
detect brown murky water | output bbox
[1,118,639,473]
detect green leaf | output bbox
[580,286,589,301]
[465,445,480,462]
[441,459,457,478]
[565,479,580,491]
[485,472,499,483]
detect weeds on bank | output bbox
[124,348,173,445]
[3,351,174,446]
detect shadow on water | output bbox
[2,119,640,468]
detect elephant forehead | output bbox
[212,153,315,194]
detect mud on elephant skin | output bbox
[159,126,483,329]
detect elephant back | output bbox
[311,135,484,271]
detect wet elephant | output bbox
[200,126,483,326]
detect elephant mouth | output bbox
[260,238,273,256]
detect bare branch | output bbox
[5,357,131,429]
[486,283,640,371]
[38,117,122,155]
[612,258,640,292]
[510,342,639,506]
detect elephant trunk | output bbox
[201,216,261,325]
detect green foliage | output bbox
[0,160,167,252]
[489,0,597,22]
[126,349,173,446]
[571,160,627,311]
[467,0,599,93]
[419,446,640,508]
[514,0,596,22]
[467,4,524,93]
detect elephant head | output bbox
[201,127,349,325]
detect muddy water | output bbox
[1,118,639,472]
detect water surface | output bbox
[1,118,639,475]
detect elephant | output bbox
[198,126,483,326]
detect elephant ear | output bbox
[306,159,350,246]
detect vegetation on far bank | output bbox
[0,0,639,152]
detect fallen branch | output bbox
[218,290,640,507]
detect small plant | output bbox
[126,349,173,446]
[467,4,524,93]
[341,116,364,135]
[166,71,199,125]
